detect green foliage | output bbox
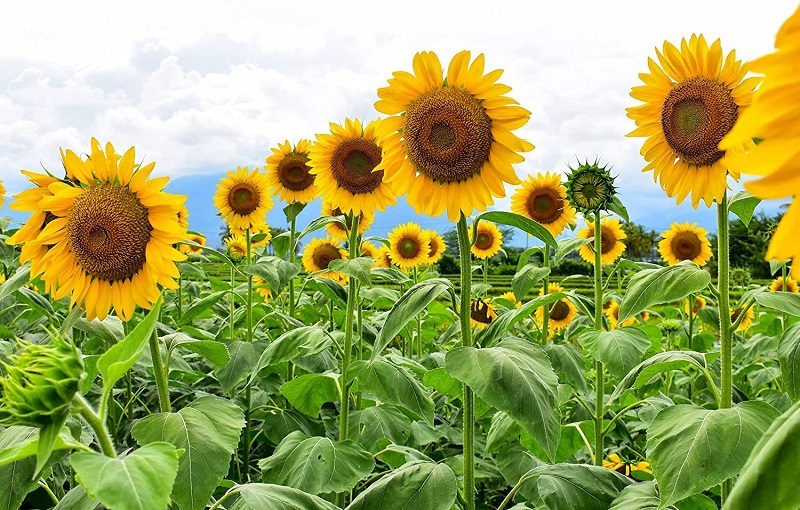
[346,461,457,510]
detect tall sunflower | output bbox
[658,221,712,266]
[389,222,430,270]
[28,138,186,321]
[577,218,627,265]
[376,50,534,221]
[266,139,317,204]
[309,118,396,215]
[627,35,758,208]
[471,221,503,259]
[422,229,446,265]
[720,7,800,278]
[770,276,799,294]
[302,237,348,283]
[321,201,374,242]
[470,298,498,328]
[180,233,206,255]
[225,234,247,260]
[213,166,273,232]
[511,172,577,236]
[535,283,577,334]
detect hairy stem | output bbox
[74,394,116,458]
[593,214,605,466]
[457,215,475,510]
[717,192,733,503]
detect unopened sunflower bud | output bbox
[0,334,84,428]
[565,160,617,214]
[659,319,682,335]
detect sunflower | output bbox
[627,35,758,208]
[266,139,317,204]
[389,222,430,270]
[498,291,520,308]
[731,305,755,331]
[422,229,446,265]
[225,235,247,260]
[769,276,799,294]
[253,276,273,301]
[0,180,5,209]
[321,201,374,242]
[213,166,273,232]
[302,237,348,283]
[603,453,653,478]
[180,233,206,255]
[605,300,637,330]
[577,218,627,265]
[376,50,534,221]
[28,138,186,321]
[470,298,498,328]
[535,283,577,334]
[309,118,396,215]
[511,172,577,236]
[360,241,380,260]
[658,221,713,266]
[685,295,708,315]
[176,203,190,230]
[471,221,503,259]
[720,8,800,277]
[373,246,394,269]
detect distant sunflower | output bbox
[498,291,520,308]
[605,300,637,330]
[225,235,247,260]
[30,138,186,321]
[360,241,380,260]
[578,218,627,265]
[731,305,755,331]
[266,139,317,204]
[471,221,503,259]
[302,237,348,283]
[0,180,5,208]
[422,229,446,264]
[535,283,577,333]
[770,276,799,294]
[470,298,497,328]
[253,276,273,301]
[321,201,374,242]
[373,246,394,269]
[685,295,708,315]
[213,166,273,232]
[604,453,653,478]
[658,222,712,266]
[627,35,758,208]
[511,172,576,236]
[720,7,800,278]
[177,203,190,230]
[389,222,430,270]
[309,118,396,215]
[376,50,534,221]
[180,233,206,255]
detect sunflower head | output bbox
[685,295,708,315]
[470,299,498,328]
[577,217,627,265]
[565,160,617,214]
[628,35,758,208]
[0,334,84,428]
[181,233,206,255]
[214,166,273,232]
[659,318,683,335]
[471,221,503,260]
[422,229,447,265]
[266,139,317,204]
[730,267,751,287]
[321,201,374,242]
[511,172,577,236]
[535,283,577,335]
[225,234,248,260]
[731,305,755,331]
[605,299,637,330]
[302,237,348,283]
[658,222,712,266]
[373,246,394,269]
[253,276,273,301]
[603,453,653,478]
[230,221,272,248]
[770,276,799,294]
[389,222,430,270]
[376,50,534,221]
[360,242,380,260]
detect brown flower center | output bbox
[475,232,494,251]
[278,153,315,191]
[661,76,738,167]
[398,237,421,259]
[331,139,384,195]
[404,87,492,183]
[731,307,743,323]
[527,188,564,224]
[428,237,440,258]
[312,243,343,270]
[470,300,495,324]
[600,226,617,255]
[670,231,702,261]
[228,182,261,215]
[67,184,152,282]
[550,300,570,321]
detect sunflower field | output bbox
[1,7,800,510]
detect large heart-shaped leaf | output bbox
[512,265,550,301]
[351,357,433,424]
[532,463,633,510]
[243,256,300,296]
[578,327,651,379]
[250,326,329,381]
[280,373,340,417]
[778,322,800,401]
[229,483,338,510]
[755,291,800,316]
[618,262,710,322]
[345,460,457,510]
[348,405,411,453]
[609,351,713,405]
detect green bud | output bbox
[659,318,682,335]
[565,159,618,214]
[0,334,84,428]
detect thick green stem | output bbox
[542,247,550,342]
[177,274,182,322]
[413,267,422,358]
[687,294,695,352]
[717,192,733,503]
[593,215,605,466]
[457,215,475,510]
[242,229,253,481]
[483,257,488,286]
[148,329,170,413]
[288,215,297,380]
[229,266,236,341]
[74,394,116,458]
[338,215,360,442]
[356,302,364,410]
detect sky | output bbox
[1,0,796,247]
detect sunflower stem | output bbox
[414,267,422,358]
[457,214,475,510]
[149,327,170,413]
[74,394,116,458]
[483,257,488,286]
[717,191,733,503]
[542,246,550,342]
[687,294,695,353]
[229,265,236,341]
[177,274,182,322]
[593,214,605,466]
[288,214,297,380]
[356,301,363,410]
[242,228,253,481]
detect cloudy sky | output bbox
[1,0,796,246]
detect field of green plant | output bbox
[1,9,800,510]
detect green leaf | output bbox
[578,327,651,379]
[243,256,300,296]
[0,264,30,301]
[724,400,800,510]
[53,485,100,510]
[131,396,245,510]
[511,264,550,301]
[618,262,710,322]
[280,373,340,417]
[352,357,434,424]
[284,201,307,222]
[97,298,161,390]
[164,333,230,368]
[36,417,67,475]
[529,463,633,510]
[250,326,329,381]
[329,257,373,285]
[755,291,800,315]
[345,460,457,510]
[349,405,411,452]
[610,351,712,405]
[475,292,566,346]
[215,341,259,393]
[296,216,342,245]
[555,237,593,265]
[259,432,374,494]
[178,290,228,325]
[370,268,412,285]
[307,277,347,307]
[778,322,800,401]
[261,409,323,444]
[544,343,588,393]
[445,338,560,461]
[72,442,180,510]
[728,190,761,227]
[608,196,630,223]
[73,316,124,344]
[271,232,291,259]
[473,211,557,248]
[229,483,338,510]
[486,412,522,454]
[373,278,453,359]
[647,401,780,508]
[609,481,675,510]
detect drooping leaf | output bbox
[329,257,373,285]
[345,460,457,510]
[555,237,593,265]
[578,327,651,379]
[178,290,228,325]
[97,299,161,390]
[777,322,800,401]
[755,291,800,316]
[251,326,330,379]
[0,264,30,301]
[259,432,374,494]
[131,396,245,510]
[512,265,550,301]
[53,485,100,510]
[215,341,259,393]
[609,351,714,405]
[280,373,340,417]
[243,256,300,296]
[164,333,230,368]
[351,357,434,424]
[528,463,633,510]
[473,211,557,248]
[609,481,675,510]
[475,292,566,345]
[349,405,411,452]
[229,483,338,510]
[728,190,761,227]
[618,262,710,322]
